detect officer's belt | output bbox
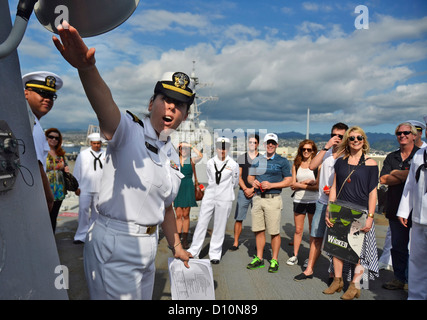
[98,214,157,235]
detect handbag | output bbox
[191,159,204,201]
[63,171,79,192]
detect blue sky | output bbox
[9,0,427,135]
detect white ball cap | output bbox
[216,137,230,144]
[263,133,278,144]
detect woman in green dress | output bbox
[174,142,203,248]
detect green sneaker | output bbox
[268,259,279,273]
[247,255,265,269]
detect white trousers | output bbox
[84,215,158,300]
[408,222,427,300]
[74,193,100,242]
[188,199,232,261]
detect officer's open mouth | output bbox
[163,116,173,123]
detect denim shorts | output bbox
[310,200,327,238]
[234,189,253,221]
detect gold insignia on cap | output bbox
[173,72,189,90]
[45,76,56,89]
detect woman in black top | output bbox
[324,126,379,300]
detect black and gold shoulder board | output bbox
[126,110,144,128]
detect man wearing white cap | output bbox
[23,71,63,213]
[73,133,105,244]
[397,115,427,299]
[406,120,427,148]
[247,133,292,273]
[188,137,239,263]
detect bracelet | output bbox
[168,241,181,251]
[368,212,375,218]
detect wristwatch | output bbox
[322,147,329,151]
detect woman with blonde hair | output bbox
[324,126,379,299]
[287,139,319,266]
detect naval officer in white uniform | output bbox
[23,71,63,213]
[73,132,105,244]
[53,22,193,300]
[397,115,427,300]
[188,137,239,263]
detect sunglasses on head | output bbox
[331,133,344,139]
[396,131,412,136]
[349,135,363,142]
[302,148,312,152]
[47,135,60,141]
[28,88,57,101]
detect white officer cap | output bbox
[22,71,63,92]
[264,133,278,144]
[405,120,425,131]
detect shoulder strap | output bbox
[126,110,144,128]
[191,158,198,184]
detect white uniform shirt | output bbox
[204,155,239,201]
[32,116,49,171]
[397,147,427,225]
[73,147,105,194]
[317,149,339,205]
[97,112,184,226]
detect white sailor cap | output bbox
[88,133,102,142]
[405,120,426,131]
[264,133,278,144]
[22,71,63,92]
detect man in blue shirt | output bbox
[247,133,292,273]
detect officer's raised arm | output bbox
[52,21,120,140]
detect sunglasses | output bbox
[47,135,60,141]
[396,131,412,136]
[348,135,364,142]
[28,88,57,101]
[331,133,344,139]
[302,148,312,152]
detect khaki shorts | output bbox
[251,194,283,235]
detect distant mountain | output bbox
[277,131,400,153]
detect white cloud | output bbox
[18,4,427,134]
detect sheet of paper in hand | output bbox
[168,258,215,300]
[322,200,367,264]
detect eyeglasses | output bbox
[47,135,60,141]
[348,135,364,142]
[248,141,258,144]
[28,88,57,101]
[302,148,312,152]
[331,133,344,139]
[396,131,412,136]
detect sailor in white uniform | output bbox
[23,71,63,213]
[397,115,427,300]
[73,132,105,244]
[53,22,193,300]
[188,137,239,263]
